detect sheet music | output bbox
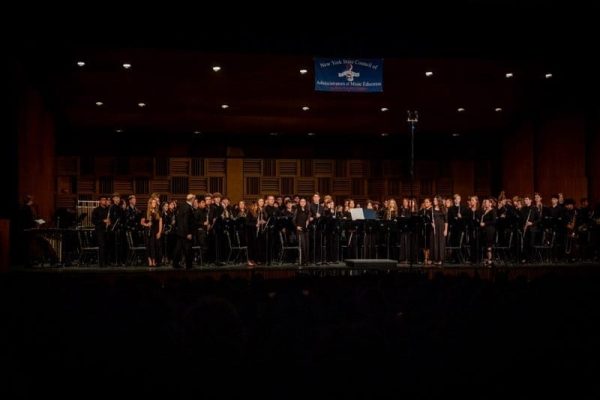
[349,208,365,220]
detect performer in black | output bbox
[173,194,196,269]
[91,195,110,267]
[431,196,448,266]
[264,195,280,265]
[294,198,310,266]
[479,198,497,266]
[447,193,466,263]
[308,192,324,264]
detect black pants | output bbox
[298,229,309,264]
[173,235,193,268]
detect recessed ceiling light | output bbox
[505,72,513,78]
[194,130,202,135]
[302,106,310,111]
[138,102,146,108]
[221,104,229,109]
[545,73,553,79]
[122,63,132,69]
[77,61,85,67]
[495,107,503,112]
[115,129,123,133]
[270,132,279,136]
[95,101,103,106]
[307,132,316,136]
[381,132,389,137]
[212,66,221,72]
[380,107,389,112]
[457,107,465,112]
[452,132,460,137]
[299,69,308,74]
[425,71,433,77]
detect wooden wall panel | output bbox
[451,160,474,198]
[502,122,534,197]
[588,114,600,203]
[535,115,587,201]
[54,157,487,206]
[18,86,55,220]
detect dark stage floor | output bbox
[8,260,600,282]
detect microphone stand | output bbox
[407,110,418,269]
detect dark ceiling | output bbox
[11,3,600,139]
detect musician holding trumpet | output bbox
[91,195,110,267]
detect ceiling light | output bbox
[457,107,465,112]
[302,106,310,111]
[115,129,123,133]
[270,132,279,136]
[505,72,513,78]
[299,69,308,74]
[221,104,229,109]
[138,102,146,108]
[307,132,316,136]
[76,61,85,67]
[545,73,553,79]
[495,107,503,112]
[425,71,433,77]
[122,63,132,69]
[381,133,389,137]
[95,101,103,106]
[452,132,460,137]
[212,66,221,72]
[380,107,389,112]
[194,130,201,135]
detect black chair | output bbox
[445,230,465,264]
[533,229,555,263]
[225,229,248,265]
[493,230,513,265]
[125,230,146,266]
[279,230,301,265]
[77,229,99,266]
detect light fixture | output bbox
[505,72,513,78]
[299,69,308,74]
[457,107,465,112]
[212,66,221,72]
[302,106,310,111]
[380,107,389,112]
[194,130,202,135]
[122,63,132,69]
[381,132,389,137]
[495,107,503,112]
[270,132,279,136]
[137,102,146,108]
[425,71,433,77]
[307,132,316,136]
[77,61,85,67]
[545,73,553,79]
[452,132,460,137]
[221,104,229,109]
[115,129,123,133]
[95,101,103,106]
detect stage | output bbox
[8,260,600,283]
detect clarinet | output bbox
[521,208,532,252]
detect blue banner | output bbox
[314,58,383,92]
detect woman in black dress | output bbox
[420,198,434,265]
[141,197,163,267]
[431,195,448,265]
[480,198,497,266]
[294,198,310,265]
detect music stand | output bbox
[349,208,365,220]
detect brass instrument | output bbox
[565,209,577,255]
[256,207,268,237]
[521,208,532,252]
